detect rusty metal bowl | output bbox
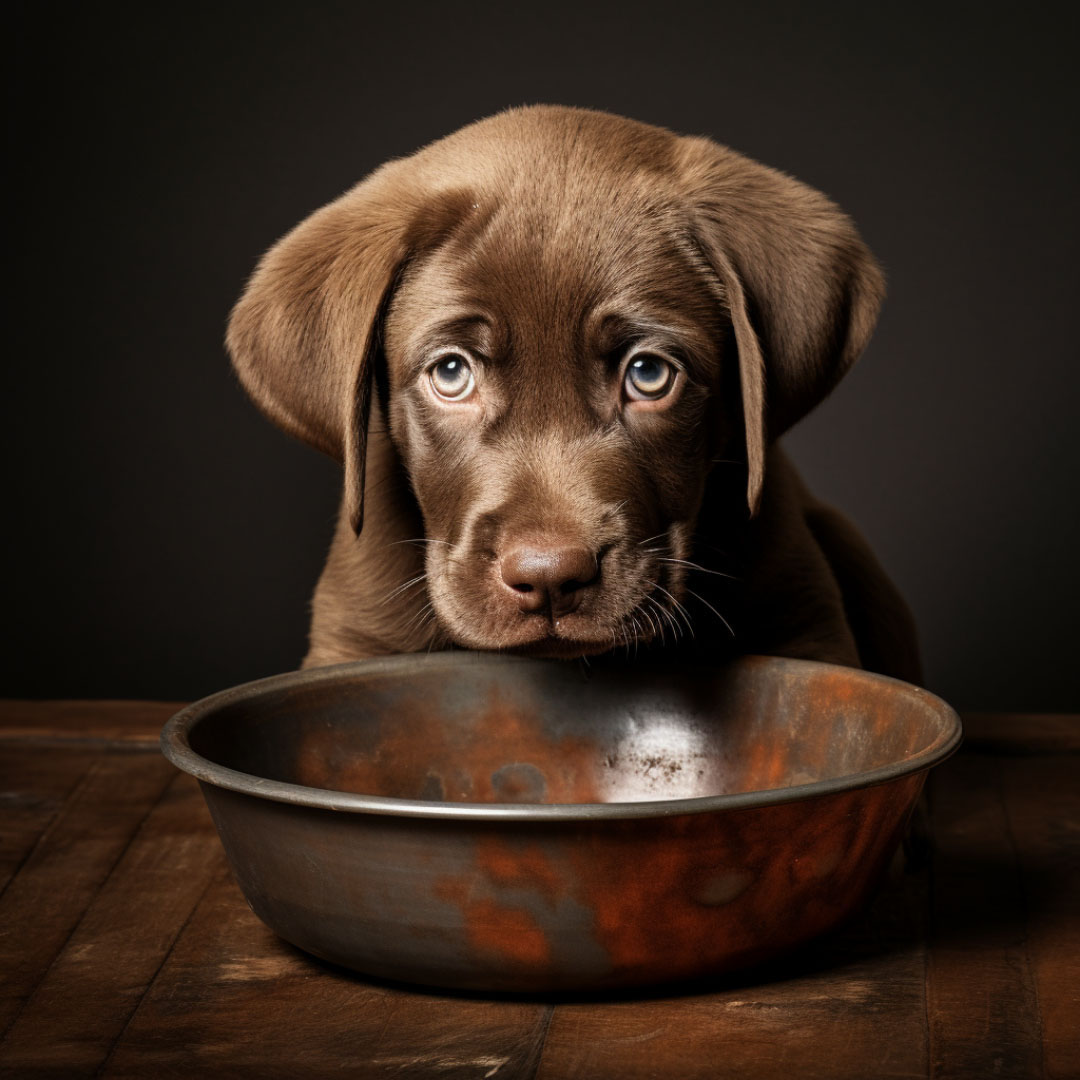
[161,653,961,992]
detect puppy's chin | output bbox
[503,634,623,659]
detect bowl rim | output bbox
[160,652,963,822]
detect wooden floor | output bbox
[1,701,1076,1079]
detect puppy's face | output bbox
[382,195,733,655]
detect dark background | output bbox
[7,2,1078,709]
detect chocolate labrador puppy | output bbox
[227,105,921,683]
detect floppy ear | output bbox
[678,137,886,516]
[226,160,471,535]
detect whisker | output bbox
[637,531,669,549]
[402,599,436,635]
[386,537,452,548]
[380,573,429,606]
[640,604,661,643]
[646,607,663,647]
[678,602,696,639]
[683,587,735,638]
[647,596,680,644]
[646,581,695,641]
[662,595,690,642]
[659,557,740,581]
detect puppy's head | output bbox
[227,106,883,656]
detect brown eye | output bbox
[625,353,676,400]
[429,353,475,401]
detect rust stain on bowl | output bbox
[437,877,555,969]
[435,837,572,970]
[294,689,604,805]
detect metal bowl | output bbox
[161,653,961,992]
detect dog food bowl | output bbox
[161,652,961,992]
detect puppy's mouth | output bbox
[498,614,633,658]
[452,608,666,658]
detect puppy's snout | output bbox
[499,543,600,617]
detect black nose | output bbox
[499,543,600,616]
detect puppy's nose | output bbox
[500,544,600,617]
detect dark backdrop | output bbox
[8,2,1078,709]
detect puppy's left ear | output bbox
[227,158,471,535]
[678,137,886,516]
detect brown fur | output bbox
[226,105,922,683]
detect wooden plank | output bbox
[0,700,183,744]
[1000,757,1080,1080]
[535,865,929,1080]
[959,714,1080,756]
[0,751,176,1033]
[0,773,221,1078]
[924,753,1045,1080]
[102,869,552,1080]
[0,746,95,892]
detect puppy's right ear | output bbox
[678,137,885,518]
[226,161,470,535]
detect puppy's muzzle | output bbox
[499,542,601,618]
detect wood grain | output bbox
[0,751,176,1033]
[0,700,182,744]
[1001,757,1080,1079]
[924,753,1045,1080]
[1,774,221,1077]
[103,869,551,1080]
[959,713,1080,755]
[0,746,95,892]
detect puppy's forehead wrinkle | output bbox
[416,312,493,354]
[389,254,724,403]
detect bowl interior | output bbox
[184,656,958,806]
